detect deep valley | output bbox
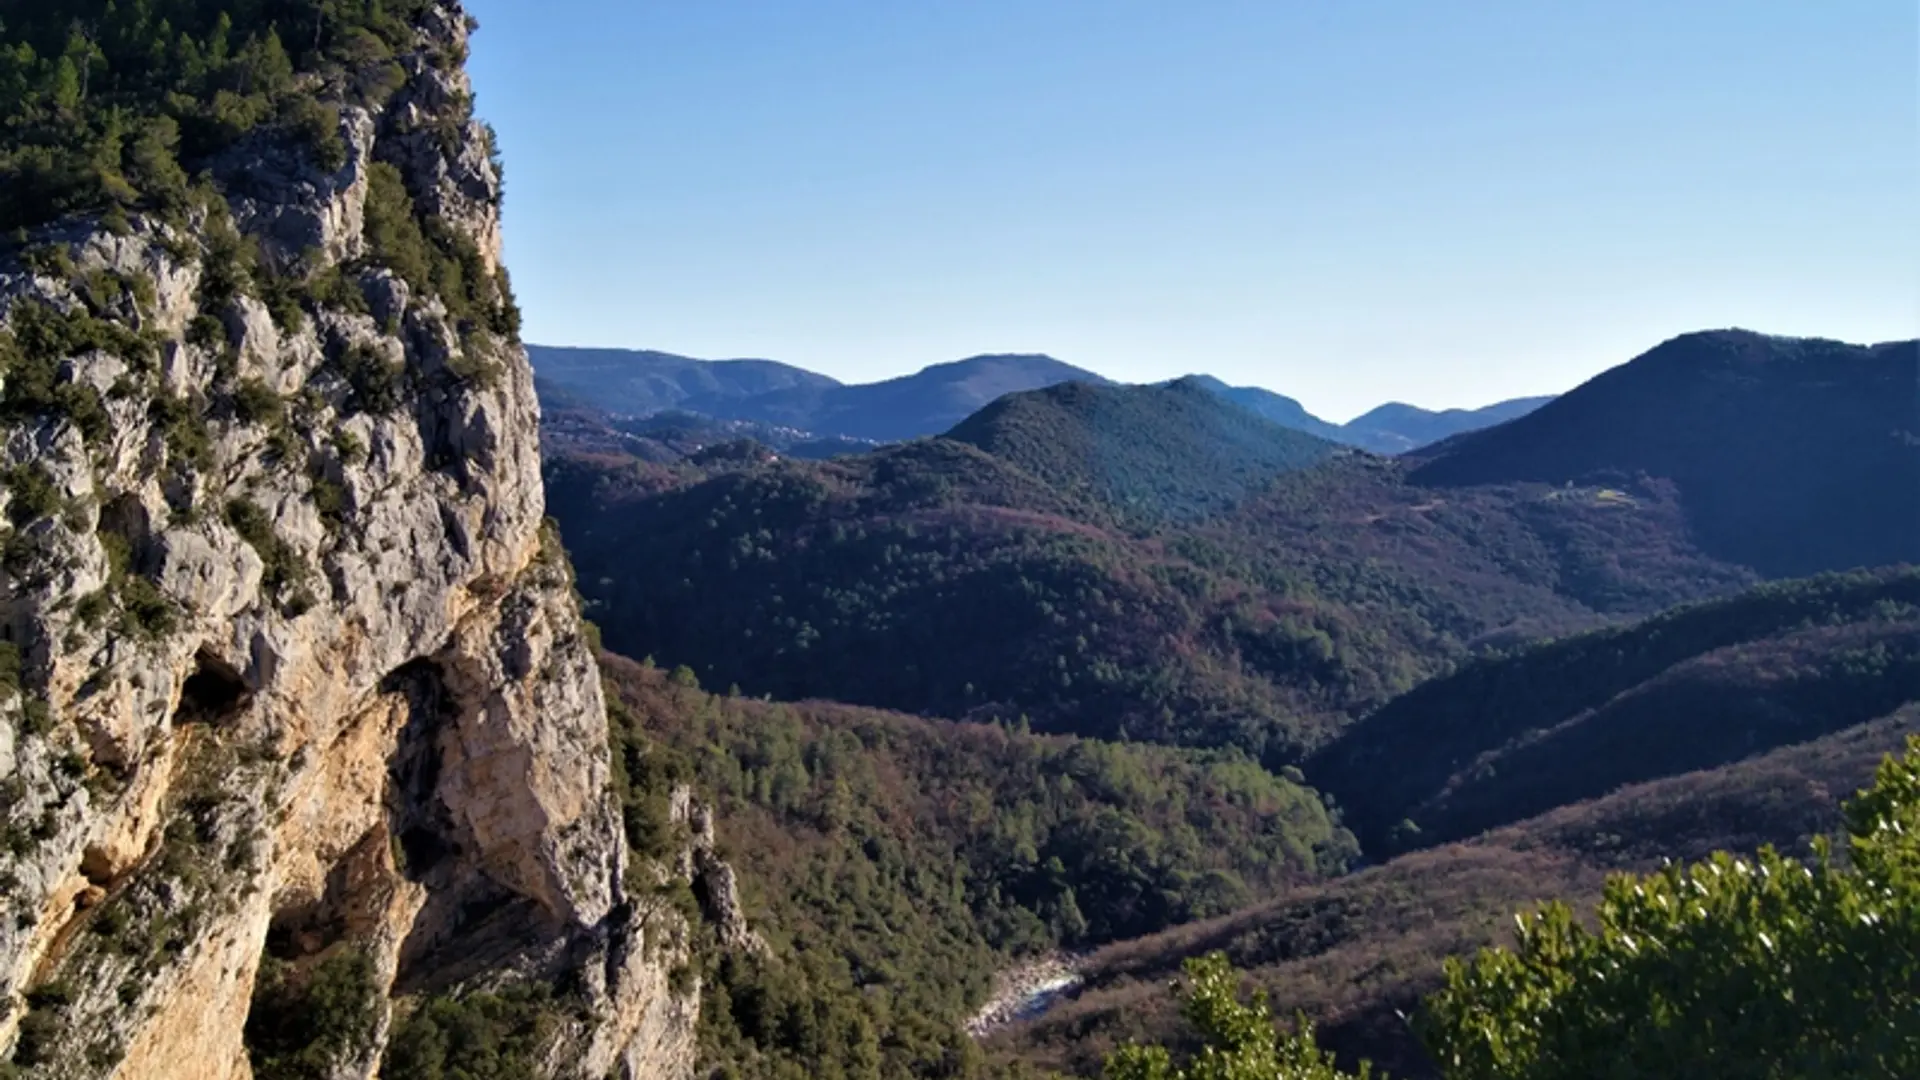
[0,2,1914,1078]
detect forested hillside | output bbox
[539,329,1920,1075]
[597,653,1355,1078]
[1411,331,1920,575]
[546,330,1914,783]
[550,440,1333,759]
[546,418,1756,765]
[945,379,1344,523]
[981,568,1920,1075]
[1310,568,1920,851]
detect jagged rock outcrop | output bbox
[0,6,706,1079]
[669,789,765,958]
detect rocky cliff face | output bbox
[0,6,701,1078]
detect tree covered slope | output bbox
[945,378,1347,524]
[1309,568,1920,851]
[1410,331,1920,576]
[597,652,1356,1079]
[546,431,1754,766]
[535,327,1920,1075]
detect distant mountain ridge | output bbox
[528,345,1107,445]
[527,345,841,415]
[1341,396,1557,454]
[1171,375,1349,442]
[528,344,1551,453]
[728,353,1113,442]
[1171,376,1553,453]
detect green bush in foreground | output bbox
[1104,953,1373,1080]
[1421,733,1920,1080]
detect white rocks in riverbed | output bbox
[967,955,1085,1037]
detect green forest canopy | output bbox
[0,0,444,232]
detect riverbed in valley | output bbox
[966,955,1085,1037]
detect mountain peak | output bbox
[1340,396,1555,453]
[946,380,1342,521]
[1165,373,1230,395]
[893,353,1108,392]
[935,352,1075,368]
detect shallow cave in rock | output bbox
[174,649,253,726]
[263,850,388,974]
[382,659,458,882]
[97,493,152,564]
[264,901,345,964]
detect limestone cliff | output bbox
[0,5,700,1078]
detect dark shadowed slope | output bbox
[947,377,1346,522]
[1307,568,1920,852]
[1340,396,1555,454]
[1410,331,1920,575]
[546,448,1751,763]
[548,441,1336,759]
[527,344,840,416]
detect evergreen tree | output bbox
[1103,953,1374,1080]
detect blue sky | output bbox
[465,1,1916,421]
